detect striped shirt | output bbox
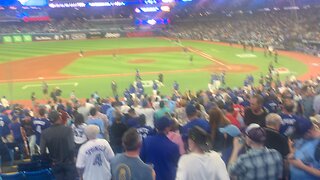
[228,147,283,180]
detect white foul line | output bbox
[22,82,78,90]
[162,37,231,70]
[188,48,232,70]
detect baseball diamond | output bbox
[1,1,320,179]
[0,37,317,102]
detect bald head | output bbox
[85,125,100,140]
[266,113,282,131]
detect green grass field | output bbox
[0,38,308,101]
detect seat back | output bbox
[24,169,54,180]
[0,172,25,180]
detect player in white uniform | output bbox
[76,125,115,180]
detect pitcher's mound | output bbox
[128,59,156,64]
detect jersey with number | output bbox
[76,139,115,180]
[0,114,11,137]
[71,123,87,144]
[32,117,51,145]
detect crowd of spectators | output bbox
[167,8,320,56]
[1,71,320,179]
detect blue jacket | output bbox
[140,133,180,180]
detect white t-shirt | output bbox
[135,107,155,128]
[76,139,115,180]
[176,151,230,180]
[71,123,87,144]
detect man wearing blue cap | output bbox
[289,118,320,180]
[180,103,211,148]
[140,116,180,180]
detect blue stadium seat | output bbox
[0,172,25,180]
[24,169,54,180]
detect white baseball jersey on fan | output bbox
[76,139,115,180]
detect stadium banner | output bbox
[104,32,122,38]
[23,35,33,42]
[2,36,13,43]
[12,35,23,43]
[33,34,55,41]
[126,31,154,37]
[70,33,87,40]
[86,31,104,39]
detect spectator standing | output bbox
[228,124,283,180]
[167,120,185,155]
[0,110,12,143]
[244,94,268,127]
[181,103,211,145]
[154,100,171,120]
[110,128,155,180]
[300,86,315,119]
[87,108,105,139]
[88,106,109,140]
[33,108,51,148]
[76,125,115,180]
[40,110,77,180]
[208,107,231,151]
[140,116,180,180]
[135,100,155,128]
[279,99,305,137]
[71,113,87,156]
[264,113,290,158]
[176,126,230,180]
[9,116,25,157]
[289,118,320,180]
[110,112,128,154]
[21,111,36,156]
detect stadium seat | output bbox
[24,169,54,180]
[0,172,24,180]
[17,161,41,172]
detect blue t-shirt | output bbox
[0,114,11,137]
[264,100,279,113]
[140,134,180,180]
[290,138,320,180]
[279,113,304,137]
[106,107,115,126]
[9,122,23,140]
[87,118,104,139]
[136,125,154,139]
[32,117,51,145]
[101,103,111,115]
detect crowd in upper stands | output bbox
[1,70,320,179]
[1,8,320,56]
[167,9,320,56]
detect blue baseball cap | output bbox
[219,125,241,137]
[185,103,197,116]
[154,116,173,131]
[294,118,313,138]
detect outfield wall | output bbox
[0,30,161,43]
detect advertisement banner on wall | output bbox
[13,35,23,42]
[87,31,103,39]
[2,36,12,43]
[33,35,54,41]
[70,33,87,40]
[104,32,121,38]
[12,35,21,42]
[23,35,33,42]
[126,31,154,37]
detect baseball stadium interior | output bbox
[0,0,320,179]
